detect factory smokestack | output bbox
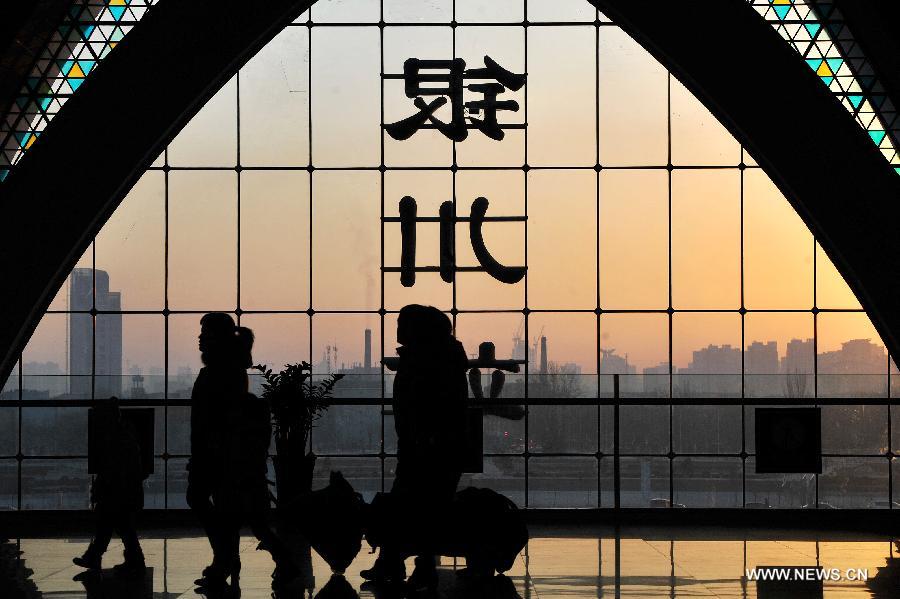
[540,336,548,374]
[364,329,372,370]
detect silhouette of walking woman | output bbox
[73,399,146,576]
[189,313,296,592]
[188,313,247,586]
[361,304,469,592]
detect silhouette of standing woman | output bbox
[361,304,468,592]
[188,313,250,585]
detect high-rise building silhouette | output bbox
[68,268,122,398]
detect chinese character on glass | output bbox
[386,196,526,287]
[384,56,526,142]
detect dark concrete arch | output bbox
[2,0,900,385]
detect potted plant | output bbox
[253,362,343,512]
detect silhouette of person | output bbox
[73,398,147,576]
[361,304,468,591]
[188,313,250,585]
[213,325,299,590]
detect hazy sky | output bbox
[16,0,884,379]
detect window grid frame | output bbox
[2,1,896,512]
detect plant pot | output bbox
[273,451,317,514]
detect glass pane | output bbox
[673,313,741,398]
[599,314,669,398]
[673,458,742,508]
[743,169,813,309]
[821,405,887,455]
[620,406,668,454]
[528,27,595,166]
[167,457,189,509]
[745,457,814,508]
[670,76,740,165]
[457,0,523,23]
[483,408,525,455]
[1,360,19,401]
[0,460,15,510]
[819,457,888,509]
[312,0,379,22]
[384,171,454,310]
[22,407,88,456]
[817,312,888,398]
[167,406,191,457]
[384,0,452,22]
[23,313,82,399]
[455,311,522,370]
[168,171,237,310]
[457,171,526,311]
[816,242,862,309]
[240,27,310,167]
[22,459,90,510]
[312,405,381,455]
[166,314,208,400]
[383,27,454,167]
[529,406,597,454]
[312,171,380,310]
[144,457,167,509]
[240,314,311,375]
[672,406,741,454]
[527,0,595,22]
[619,456,669,508]
[599,170,668,309]
[598,27,667,166]
[240,171,310,310]
[168,77,237,167]
[528,170,596,309]
[529,457,598,508]
[95,171,165,310]
[312,27,380,167]
[672,170,740,309]
[528,312,597,398]
[455,26,525,168]
[0,408,16,455]
[311,313,382,385]
[744,312,814,398]
[104,315,163,401]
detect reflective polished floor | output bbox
[3,526,899,598]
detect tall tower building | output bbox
[68,268,122,398]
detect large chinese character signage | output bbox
[384,56,527,288]
[384,56,526,142]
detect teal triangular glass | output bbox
[825,58,843,73]
[869,130,886,144]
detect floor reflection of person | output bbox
[73,399,146,576]
[361,304,469,592]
